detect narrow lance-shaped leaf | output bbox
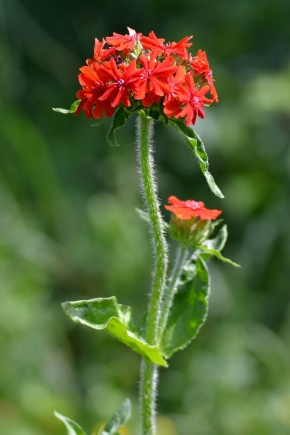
[169,119,224,198]
[161,256,210,359]
[199,246,240,267]
[99,398,131,435]
[62,296,167,367]
[54,411,87,435]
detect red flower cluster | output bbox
[75,28,218,126]
[165,196,221,220]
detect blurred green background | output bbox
[1,0,290,434]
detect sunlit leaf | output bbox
[62,297,167,367]
[169,119,224,198]
[161,256,210,358]
[52,100,81,114]
[99,398,131,435]
[54,411,87,435]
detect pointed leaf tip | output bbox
[53,100,81,114]
[100,398,131,435]
[54,411,87,435]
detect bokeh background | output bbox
[1,0,290,434]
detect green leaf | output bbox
[205,223,228,252]
[198,224,240,267]
[52,100,81,114]
[199,246,240,267]
[99,398,131,435]
[169,119,224,198]
[161,256,210,358]
[107,107,129,146]
[62,297,167,367]
[54,411,87,435]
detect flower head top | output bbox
[75,27,218,126]
[165,195,221,220]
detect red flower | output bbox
[134,51,178,102]
[106,27,142,51]
[140,31,193,58]
[97,58,143,107]
[140,31,165,54]
[190,50,218,102]
[165,196,221,220]
[75,64,115,119]
[175,73,213,126]
[92,38,116,62]
[74,28,218,123]
[163,65,187,118]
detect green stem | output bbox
[140,360,158,435]
[158,246,189,343]
[137,111,168,435]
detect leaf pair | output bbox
[55,398,131,435]
[61,257,210,365]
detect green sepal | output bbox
[168,119,224,198]
[107,107,130,146]
[161,256,210,359]
[52,100,81,114]
[54,411,87,435]
[98,398,131,435]
[62,297,167,367]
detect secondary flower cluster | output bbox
[75,27,218,126]
[165,196,222,247]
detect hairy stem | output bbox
[136,111,168,435]
[158,246,189,343]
